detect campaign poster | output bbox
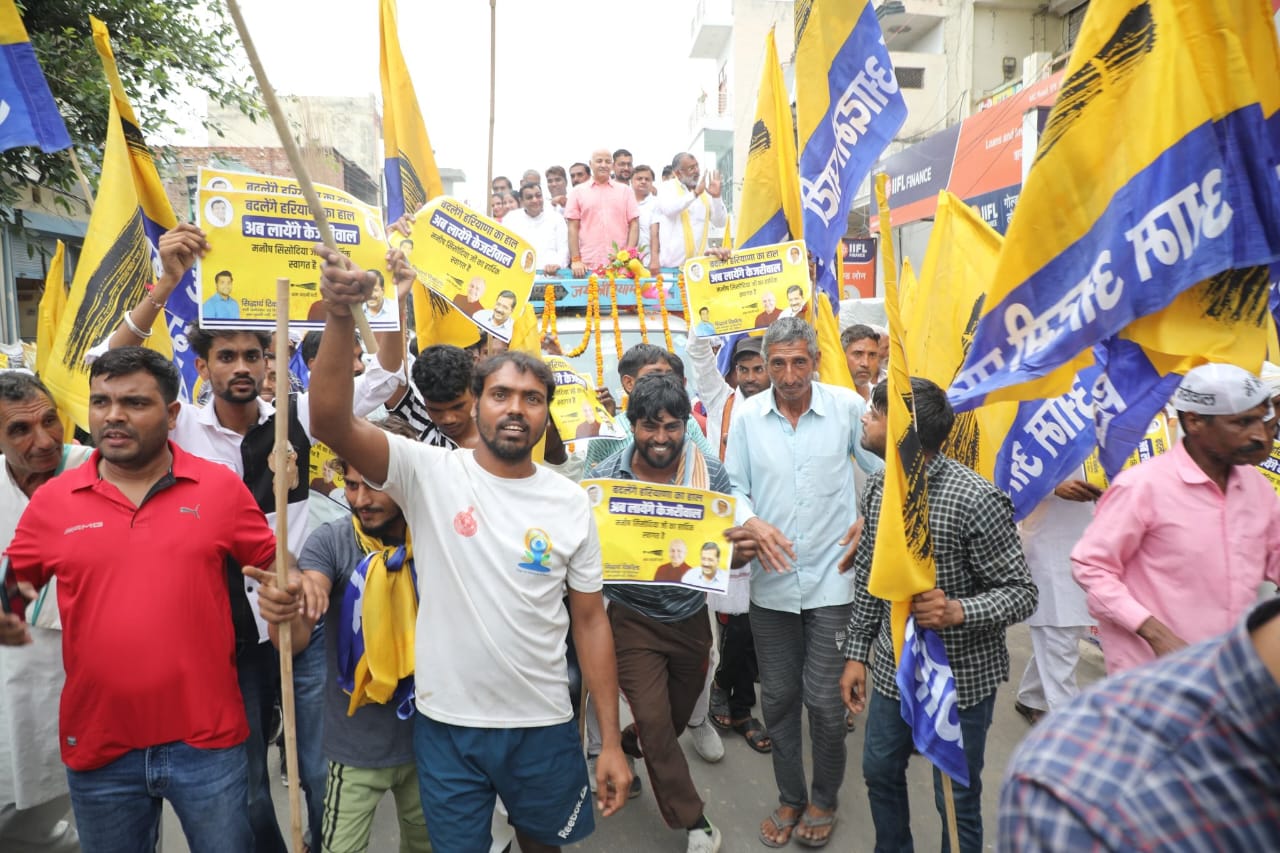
[582,478,735,594]
[392,197,535,343]
[1082,411,1172,490]
[545,355,625,442]
[682,240,810,337]
[195,169,393,330]
[1256,441,1280,496]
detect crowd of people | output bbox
[485,148,727,278]
[1,150,1279,853]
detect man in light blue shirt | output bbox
[203,269,241,320]
[723,317,882,848]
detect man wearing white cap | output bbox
[1071,363,1280,674]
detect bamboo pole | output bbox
[224,0,378,355]
[271,276,304,850]
[941,773,960,852]
[486,0,496,196]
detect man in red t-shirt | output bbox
[0,348,294,851]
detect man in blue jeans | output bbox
[0,348,292,852]
[842,378,1037,852]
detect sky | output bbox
[174,0,709,205]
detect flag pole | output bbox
[486,0,497,196]
[224,0,379,356]
[941,773,960,851]
[271,276,304,850]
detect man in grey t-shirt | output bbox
[265,419,430,852]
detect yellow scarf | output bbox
[680,190,713,261]
[345,518,417,715]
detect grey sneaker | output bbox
[686,822,722,853]
[688,720,725,763]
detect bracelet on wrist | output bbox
[123,311,153,339]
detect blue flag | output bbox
[0,0,71,153]
[895,616,969,787]
[795,0,906,311]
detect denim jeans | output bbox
[292,622,328,846]
[862,690,996,853]
[65,742,251,853]
[238,640,289,853]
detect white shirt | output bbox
[0,446,93,808]
[502,208,569,270]
[654,179,727,268]
[375,438,603,728]
[637,194,658,259]
[473,310,515,341]
[1019,470,1096,628]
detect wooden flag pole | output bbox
[224,0,378,355]
[941,773,960,851]
[486,0,497,196]
[272,277,304,850]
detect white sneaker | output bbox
[687,823,722,853]
[687,720,725,763]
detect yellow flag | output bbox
[35,240,66,376]
[949,0,1280,412]
[814,290,853,391]
[908,192,1019,481]
[380,0,443,220]
[870,173,936,662]
[735,27,803,248]
[41,20,177,431]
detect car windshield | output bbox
[556,328,694,403]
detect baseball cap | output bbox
[1173,363,1272,415]
[731,336,763,364]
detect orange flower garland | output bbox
[608,272,624,362]
[592,277,605,387]
[539,283,557,342]
[564,276,597,358]
[656,273,674,353]
[636,275,649,344]
[676,271,692,326]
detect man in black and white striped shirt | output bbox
[387,345,480,449]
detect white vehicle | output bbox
[548,312,692,403]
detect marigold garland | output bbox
[592,277,605,387]
[564,276,597,358]
[608,272,624,362]
[540,284,557,342]
[676,272,692,326]
[636,275,650,344]
[656,273,674,353]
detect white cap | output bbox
[1173,363,1271,415]
[1260,361,1280,398]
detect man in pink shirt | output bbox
[565,148,639,277]
[1072,363,1280,674]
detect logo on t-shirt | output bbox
[517,528,553,573]
[453,506,478,537]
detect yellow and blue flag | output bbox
[736,27,802,250]
[949,0,1280,413]
[42,19,180,430]
[380,0,442,222]
[0,0,70,153]
[796,0,906,310]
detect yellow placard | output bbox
[309,440,346,498]
[545,355,624,441]
[196,168,392,330]
[583,478,735,593]
[1082,411,1173,490]
[393,196,535,343]
[1256,441,1280,496]
[683,240,810,337]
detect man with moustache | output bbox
[503,184,569,274]
[590,373,755,853]
[102,221,411,851]
[1,348,285,851]
[0,372,91,851]
[841,325,881,403]
[1072,363,1280,675]
[256,418,431,853]
[306,244,632,852]
[652,152,727,274]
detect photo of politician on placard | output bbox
[683,240,810,337]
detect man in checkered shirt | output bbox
[999,596,1280,850]
[842,377,1037,853]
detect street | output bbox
[160,623,1105,851]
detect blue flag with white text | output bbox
[0,0,70,153]
[895,616,969,786]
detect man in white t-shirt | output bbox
[303,245,632,852]
[503,184,569,274]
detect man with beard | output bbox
[102,221,411,851]
[1,348,284,851]
[589,373,755,853]
[652,152,727,274]
[0,372,91,851]
[611,149,634,185]
[306,244,632,852]
[256,418,431,853]
[1072,363,1280,675]
[840,325,881,403]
